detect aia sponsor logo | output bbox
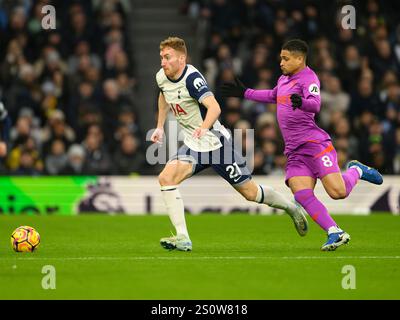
[170,103,187,116]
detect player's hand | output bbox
[192,127,208,139]
[0,101,8,120]
[150,128,164,145]
[220,77,247,98]
[290,94,302,110]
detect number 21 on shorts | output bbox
[321,155,333,167]
[226,162,242,180]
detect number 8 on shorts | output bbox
[321,155,333,167]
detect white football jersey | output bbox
[156,64,230,152]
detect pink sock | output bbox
[294,189,337,232]
[342,168,360,197]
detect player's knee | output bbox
[158,172,175,186]
[328,187,347,200]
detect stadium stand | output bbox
[1,0,400,176]
[183,0,400,175]
[0,0,149,175]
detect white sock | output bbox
[161,186,190,239]
[256,185,296,211]
[328,226,343,234]
[350,166,363,178]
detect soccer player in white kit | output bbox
[151,37,308,251]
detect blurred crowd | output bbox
[184,0,400,175]
[2,0,400,177]
[0,0,150,175]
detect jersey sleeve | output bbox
[185,71,213,103]
[300,75,321,113]
[155,69,164,91]
[244,86,277,103]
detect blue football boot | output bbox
[347,160,383,185]
[321,231,351,251]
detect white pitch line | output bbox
[1,256,400,261]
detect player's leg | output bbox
[294,141,351,250]
[234,179,308,236]
[321,162,382,200]
[313,141,382,200]
[235,179,295,210]
[209,137,296,211]
[159,159,192,235]
[346,160,383,185]
[158,158,194,251]
[284,147,334,231]
[316,142,361,199]
[210,136,308,236]
[290,176,350,251]
[287,142,352,251]
[289,176,330,229]
[321,171,358,200]
[288,176,339,235]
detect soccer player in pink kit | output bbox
[221,39,383,251]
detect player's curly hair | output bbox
[282,39,308,57]
[160,37,187,55]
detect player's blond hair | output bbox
[160,37,187,56]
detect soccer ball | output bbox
[11,226,40,252]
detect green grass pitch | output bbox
[0,214,399,299]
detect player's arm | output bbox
[185,71,220,138]
[151,92,169,144]
[220,78,277,103]
[193,95,221,138]
[156,92,169,129]
[290,82,321,113]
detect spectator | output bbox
[331,117,359,160]
[82,124,112,175]
[349,78,383,120]
[101,79,131,141]
[12,149,42,176]
[189,0,400,176]
[113,134,145,175]
[61,144,87,175]
[320,75,350,128]
[41,109,76,155]
[45,139,68,175]
[0,0,139,176]
[8,136,43,173]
